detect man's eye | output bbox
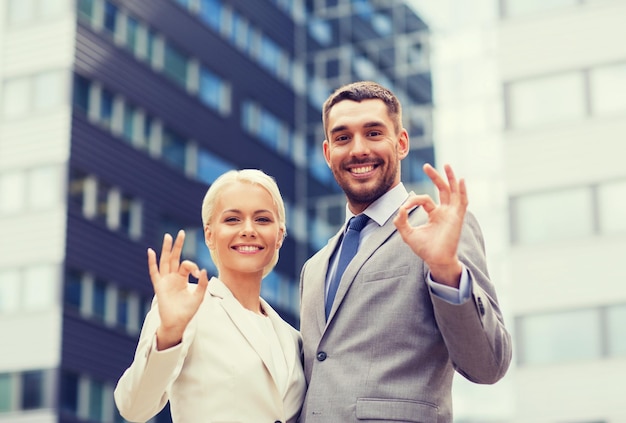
[335,135,350,142]
[368,131,382,137]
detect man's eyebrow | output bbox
[329,121,385,134]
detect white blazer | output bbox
[114,277,306,423]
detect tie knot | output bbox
[348,214,369,232]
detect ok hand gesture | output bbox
[147,230,209,350]
[393,164,467,287]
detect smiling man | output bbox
[298,81,512,423]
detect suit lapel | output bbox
[325,204,427,323]
[208,278,278,385]
[312,232,342,332]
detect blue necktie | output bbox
[325,214,370,320]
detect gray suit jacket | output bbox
[299,206,511,423]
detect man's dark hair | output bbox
[322,81,403,134]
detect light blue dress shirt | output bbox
[325,183,470,305]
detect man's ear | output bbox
[398,129,410,160]
[323,140,331,167]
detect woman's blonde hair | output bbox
[201,169,286,278]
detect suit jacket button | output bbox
[477,297,485,316]
[316,351,327,361]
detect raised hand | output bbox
[147,230,209,350]
[393,164,467,287]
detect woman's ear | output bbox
[276,228,285,249]
[204,225,214,250]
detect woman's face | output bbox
[205,181,283,281]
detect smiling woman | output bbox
[114,169,305,423]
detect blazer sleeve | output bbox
[114,299,195,422]
[429,211,512,384]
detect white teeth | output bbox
[352,165,374,174]
[236,245,260,252]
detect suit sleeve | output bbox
[114,298,195,422]
[429,211,512,384]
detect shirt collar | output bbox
[344,182,409,227]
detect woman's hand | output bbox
[147,230,209,350]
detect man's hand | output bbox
[393,164,466,288]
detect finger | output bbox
[403,193,437,214]
[393,204,411,235]
[423,163,450,204]
[169,230,186,273]
[159,233,173,274]
[459,178,468,207]
[444,164,459,194]
[147,248,160,285]
[194,269,210,300]
[178,259,200,280]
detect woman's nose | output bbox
[240,219,256,236]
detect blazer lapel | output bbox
[208,278,277,383]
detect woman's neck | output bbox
[219,271,264,314]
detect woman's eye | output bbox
[256,217,272,223]
[224,217,239,223]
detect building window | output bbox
[161,128,188,172]
[60,371,79,414]
[590,62,626,116]
[196,149,235,185]
[199,67,230,115]
[22,264,57,311]
[92,278,108,322]
[1,70,66,119]
[501,0,578,18]
[78,0,96,23]
[64,270,83,310]
[199,0,223,32]
[242,100,293,157]
[163,42,189,88]
[517,308,601,365]
[506,72,585,129]
[0,373,12,412]
[0,269,20,313]
[1,76,30,118]
[607,304,626,357]
[597,179,626,235]
[102,0,118,35]
[511,187,594,245]
[0,170,25,214]
[28,165,63,210]
[21,371,44,410]
[73,74,91,112]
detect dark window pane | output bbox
[103,1,118,34]
[73,75,90,113]
[64,270,82,309]
[162,128,187,172]
[92,279,107,321]
[60,371,79,414]
[21,371,43,410]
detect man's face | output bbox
[323,99,409,214]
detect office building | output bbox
[0,0,434,422]
[414,0,626,421]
